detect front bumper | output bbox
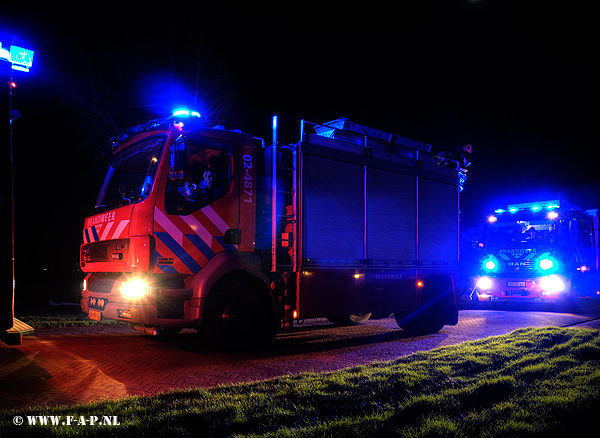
[81,274,198,328]
[475,275,571,301]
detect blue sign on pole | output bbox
[10,45,34,71]
[0,41,34,72]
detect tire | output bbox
[394,274,457,335]
[326,313,371,326]
[394,309,445,335]
[155,327,182,337]
[204,278,277,348]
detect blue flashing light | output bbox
[506,200,561,212]
[539,258,554,271]
[172,109,201,118]
[494,209,505,214]
[509,208,518,213]
[536,255,559,274]
[483,257,499,272]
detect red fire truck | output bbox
[80,113,460,344]
[472,200,600,302]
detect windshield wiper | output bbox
[95,199,130,212]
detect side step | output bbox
[0,318,34,346]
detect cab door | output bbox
[153,135,238,275]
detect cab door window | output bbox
[165,136,232,215]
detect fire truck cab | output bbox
[80,113,461,344]
[472,200,600,302]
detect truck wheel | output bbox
[204,279,277,348]
[394,310,444,335]
[326,314,371,326]
[394,274,456,335]
[155,327,182,337]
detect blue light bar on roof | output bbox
[507,200,561,211]
[172,109,201,118]
[494,200,563,215]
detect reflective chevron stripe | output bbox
[83,220,130,244]
[153,206,235,274]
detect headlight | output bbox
[539,275,564,293]
[477,276,493,290]
[120,279,151,300]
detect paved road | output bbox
[2,301,600,411]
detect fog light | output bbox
[120,279,150,300]
[117,309,132,319]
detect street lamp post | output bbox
[0,36,33,340]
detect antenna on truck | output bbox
[272,115,278,146]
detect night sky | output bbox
[2,1,598,302]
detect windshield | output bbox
[488,219,556,248]
[96,135,165,210]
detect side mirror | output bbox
[224,229,241,245]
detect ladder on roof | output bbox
[271,141,297,273]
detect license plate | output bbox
[89,309,102,321]
[507,281,526,287]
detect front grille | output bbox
[82,239,129,264]
[87,274,119,293]
[88,243,109,261]
[504,290,529,297]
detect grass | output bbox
[2,326,600,437]
[15,307,126,328]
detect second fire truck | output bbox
[472,199,599,302]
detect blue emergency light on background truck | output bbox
[79,114,462,345]
[469,199,600,302]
